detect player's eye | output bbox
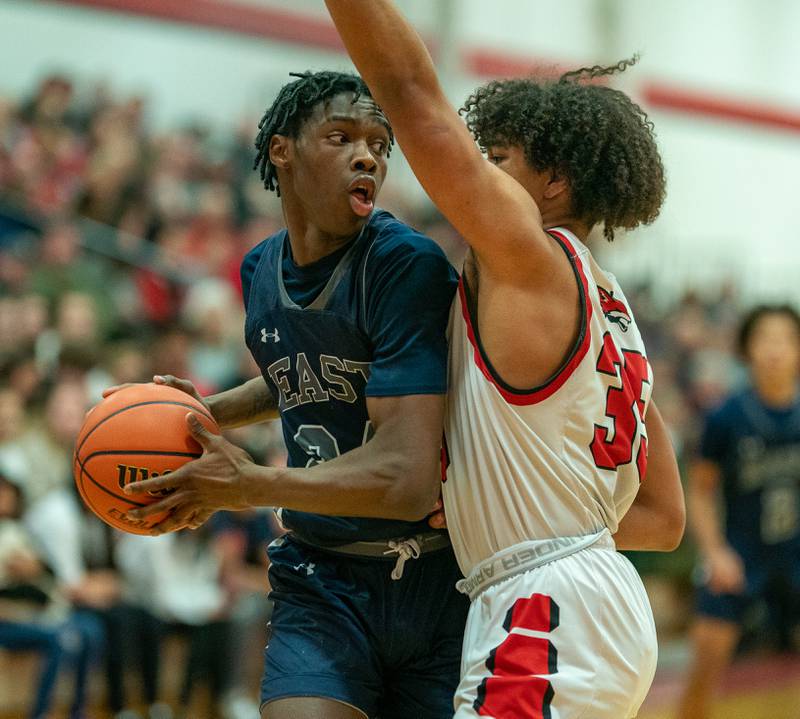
[329,132,348,144]
[489,154,505,165]
[371,141,387,155]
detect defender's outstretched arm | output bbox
[324,0,560,282]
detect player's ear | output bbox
[543,171,568,200]
[269,135,292,169]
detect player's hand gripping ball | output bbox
[73,383,220,535]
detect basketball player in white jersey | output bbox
[326,3,686,717]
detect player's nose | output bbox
[350,140,377,173]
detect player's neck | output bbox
[281,200,360,266]
[753,375,799,408]
[542,213,591,242]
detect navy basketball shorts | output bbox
[696,550,800,624]
[261,535,469,718]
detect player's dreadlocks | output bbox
[254,70,394,196]
[460,56,666,241]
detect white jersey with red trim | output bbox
[442,227,653,576]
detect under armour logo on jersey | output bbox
[261,328,280,344]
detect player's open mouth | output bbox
[347,176,376,217]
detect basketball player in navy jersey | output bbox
[677,305,800,718]
[115,72,467,719]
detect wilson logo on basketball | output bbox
[116,464,172,491]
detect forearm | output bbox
[206,377,278,429]
[325,1,439,99]
[243,438,438,521]
[688,485,727,556]
[614,502,680,551]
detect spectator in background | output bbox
[0,469,66,719]
[116,528,232,719]
[0,380,120,717]
[677,305,800,719]
[182,277,244,393]
[149,326,215,397]
[29,222,103,303]
[0,470,96,719]
[212,500,285,719]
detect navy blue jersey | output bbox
[241,209,458,545]
[700,387,800,558]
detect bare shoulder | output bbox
[465,232,584,391]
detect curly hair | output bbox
[254,70,394,196]
[460,56,665,240]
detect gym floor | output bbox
[639,653,800,719]
[2,649,799,718]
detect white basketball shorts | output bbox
[453,534,657,719]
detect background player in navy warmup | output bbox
[678,305,800,719]
[114,71,467,719]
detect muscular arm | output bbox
[324,0,558,282]
[614,402,686,551]
[243,393,442,520]
[128,393,444,528]
[206,376,278,428]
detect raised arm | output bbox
[324,0,560,281]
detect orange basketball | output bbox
[73,383,219,535]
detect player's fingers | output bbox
[154,508,200,534]
[102,382,136,398]
[149,518,188,535]
[186,413,214,448]
[711,573,743,595]
[126,491,186,520]
[155,374,200,399]
[427,511,447,529]
[709,577,726,594]
[123,471,182,496]
[187,510,212,530]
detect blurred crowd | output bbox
[0,74,752,717]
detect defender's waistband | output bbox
[457,529,614,601]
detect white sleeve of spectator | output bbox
[23,489,86,585]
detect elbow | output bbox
[384,455,440,522]
[669,503,688,550]
[656,502,687,552]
